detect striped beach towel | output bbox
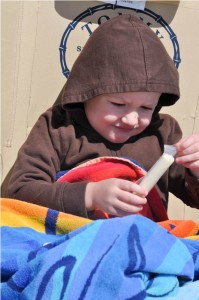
[1,198,199,299]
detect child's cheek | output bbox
[104,115,120,123]
[140,117,151,127]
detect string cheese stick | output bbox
[139,145,177,192]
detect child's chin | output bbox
[107,136,131,144]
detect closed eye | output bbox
[141,106,153,110]
[110,102,125,107]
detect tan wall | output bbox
[1,0,199,221]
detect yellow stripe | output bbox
[1,211,46,233]
[56,214,91,234]
[1,198,92,234]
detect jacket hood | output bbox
[61,14,180,108]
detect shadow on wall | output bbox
[54,0,180,27]
[1,166,14,197]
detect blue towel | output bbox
[1,214,199,299]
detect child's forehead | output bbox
[101,92,160,105]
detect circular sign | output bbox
[59,3,181,78]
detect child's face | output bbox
[84,92,161,143]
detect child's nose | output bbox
[121,111,139,126]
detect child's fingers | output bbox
[175,135,199,178]
[117,189,147,205]
[175,134,199,152]
[176,153,199,167]
[112,199,145,216]
[176,144,199,158]
[118,179,148,196]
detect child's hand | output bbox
[85,178,148,217]
[175,133,199,178]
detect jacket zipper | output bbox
[111,150,118,157]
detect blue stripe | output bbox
[45,209,59,234]
[55,170,68,180]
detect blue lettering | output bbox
[81,22,93,36]
[156,29,164,39]
[139,17,152,27]
[139,17,164,39]
[146,21,152,27]
[98,15,110,25]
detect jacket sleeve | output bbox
[7,109,89,218]
[169,163,199,209]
